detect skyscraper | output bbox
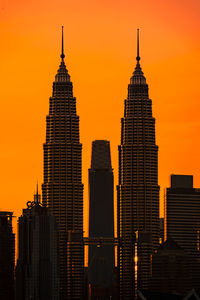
[42,27,84,299]
[16,188,59,300]
[0,211,15,300]
[151,237,191,295]
[165,174,200,289]
[88,140,115,299]
[117,30,159,299]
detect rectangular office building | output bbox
[165,174,200,289]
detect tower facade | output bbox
[165,174,200,289]
[88,140,115,299]
[117,30,159,299]
[16,190,59,300]
[42,28,84,299]
[0,211,15,300]
[151,238,191,295]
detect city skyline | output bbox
[0,0,200,240]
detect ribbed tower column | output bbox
[117,30,160,299]
[42,27,84,300]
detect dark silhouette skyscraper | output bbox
[42,27,84,299]
[0,211,15,300]
[117,30,159,299]
[165,174,200,289]
[151,237,191,295]
[16,188,59,300]
[88,140,115,299]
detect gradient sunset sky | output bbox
[0,0,200,236]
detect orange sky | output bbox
[0,0,200,238]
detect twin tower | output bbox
[42,27,159,300]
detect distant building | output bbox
[0,211,15,300]
[117,30,159,299]
[88,140,115,299]
[16,188,59,300]
[165,174,200,289]
[151,238,191,295]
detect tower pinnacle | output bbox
[136,28,140,62]
[61,26,65,61]
[36,182,39,203]
[34,182,41,205]
[56,26,70,82]
[130,28,146,85]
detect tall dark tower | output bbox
[117,30,159,299]
[42,27,84,299]
[88,140,115,299]
[165,175,200,290]
[16,188,59,300]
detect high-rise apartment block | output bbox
[0,211,15,300]
[42,27,84,299]
[165,174,200,289]
[117,30,159,299]
[88,140,115,299]
[16,189,59,300]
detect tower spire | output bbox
[55,26,70,82]
[136,28,140,62]
[36,182,38,197]
[131,28,146,85]
[33,181,40,205]
[61,26,65,61]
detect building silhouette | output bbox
[117,29,159,299]
[164,174,200,290]
[16,188,59,300]
[0,211,15,300]
[66,231,85,299]
[42,27,84,299]
[88,140,115,299]
[151,237,191,295]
